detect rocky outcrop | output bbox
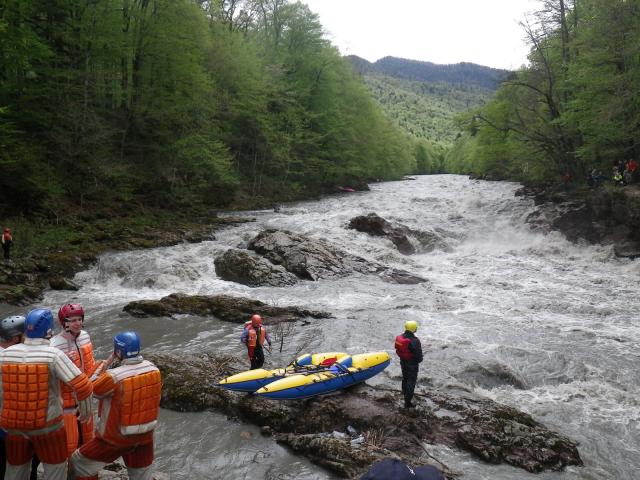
[214,248,298,286]
[523,186,640,257]
[48,276,79,291]
[151,353,582,478]
[348,213,416,255]
[347,213,450,255]
[123,293,331,323]
[247,229,427,284]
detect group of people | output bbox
[0,304,161,480]
[587,158,638,188]
[241,314,424,410]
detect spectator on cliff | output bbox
[613,167,625,186]
[1,228,12,261]
[626,158,638,183]
[561,170,572,190]
[588,169,606,188]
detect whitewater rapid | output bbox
[10,175,639,479]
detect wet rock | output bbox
[48,276,79,291]
[524,185,640,256]
[214,248,298,287]
[248,229,427,284]
[150,353,582,477]
[348,213,415,255]
[123,293,331,323]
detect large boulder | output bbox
[348,213,416,255]
[214,248,298,287]
[150,353,582,478]
[248,229,427,284]
[123,293,331,323]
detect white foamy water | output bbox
[27,175,640,479]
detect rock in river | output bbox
[150,352,582,478]
[123,293,331,323]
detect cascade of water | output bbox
[41,175,639,480]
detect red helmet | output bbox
[250,314,262,327]
[58,303,85,326]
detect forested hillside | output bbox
[446,0,640,183]
[348,56,507,150]
[363,74,492,146]
[0,0,418,219]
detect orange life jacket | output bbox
[51,331,100,409]
[247,325,266,348]
[94,359,161,446]
[0,363,53,430]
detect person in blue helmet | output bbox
[0,315,42,480]
[360,458,445,480]
[0,309,93,480]
[71,331,162,480]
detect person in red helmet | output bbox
[51,303,109,458]
[241,314,272,369]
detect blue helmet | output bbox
[113,331,141,359]
[0,315,26,341]
[25,309,54,339]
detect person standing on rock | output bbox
[1,228,13,261]
[395,320,423,409]
[51,303,109,458]
[71,331,162,480]
[241,314,272,369]
[0,308,93,480]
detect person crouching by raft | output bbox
[71,331,162,480]
[241,314,272,369]
[360,458,444,480]
[395,320,423,409]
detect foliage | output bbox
[448,0,640,184]
[0,0,414,218]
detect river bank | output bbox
[517,182,640,258]
[0,209,254,305]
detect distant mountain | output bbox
[348,55,510,90]
[347,56,509,146]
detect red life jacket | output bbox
[395,334,413,360]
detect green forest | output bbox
[446,0,640,184]
[0,0,423,219]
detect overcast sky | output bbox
[299,0,540,70]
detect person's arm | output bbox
[410,338,423,363]
[240,328,248,344]
[92,371,117,399]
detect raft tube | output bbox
[254,351,390,400]
[215,352,348,392]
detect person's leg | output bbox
[30,426,68,480]
[62,413,79,458]
[28,456,39,480]
[400,361,409,404]
[71,438,122,480]
[5,434,35,480]
[254,346,265,369]
[123,442,154,480]
[404,363,419,407]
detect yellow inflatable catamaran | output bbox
[216,352,349,392]
[216,351,391,400]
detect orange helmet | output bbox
[250,314,262,327]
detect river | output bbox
[5,175,639,479]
